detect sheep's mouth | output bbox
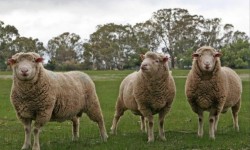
[22,73,28,76]
[205,66,210,70]
[141,67,148,71]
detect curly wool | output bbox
[120,52,175,114]
[9,52,108,149]
[111,51,176,142]
[185,47,242,113]
[12,70,102,121]
[185,46,242,139]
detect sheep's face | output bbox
[140,52,168,75]
[8,53,43,81]
[193,49,221,72]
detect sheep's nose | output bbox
[204,61,210,66]
[21,68,28,73]
[141,64,148,70]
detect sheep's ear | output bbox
[140,54,145,60]
[214,52,222,57]
[163,56,168,62]
[192,53,199,58]
[7,58,16,65]
[35,57,44,63]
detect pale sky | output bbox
[1,0,249,44]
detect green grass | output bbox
[0,70,249,149]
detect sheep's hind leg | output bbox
[232,100,241,131]
[86,100,108,142]
[110,99,125,135]
[140,116,146,133]
[71,117,80,141]
[21,119,32,150]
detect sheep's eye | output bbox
[155,60,159,63]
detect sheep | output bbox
[7,52,108,150]
[185,46,242,139]
[110,51,176,142]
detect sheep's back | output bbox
[221,67,242,108]
[50,71,95,121]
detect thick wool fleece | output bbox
[111,51,176,142]
[9,52,107,150]
[185,46,242,139]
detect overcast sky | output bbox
[1,0,249,44]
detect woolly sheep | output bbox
[110,51,176,142]
[8,52,108,150]
[185,46,242,139]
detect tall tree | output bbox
[151,8,206,68]
[84,23,137,70]
[47,32,83,67]
[0,21,19,70]
[198,18,221,48]
[7,37,45,55]
[133,20,160,52]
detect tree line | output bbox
[0,8,249,71]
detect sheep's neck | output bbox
[14,67,48,93]
[140,70,169,85]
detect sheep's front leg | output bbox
[71,117,80,141]
[32,122,43,150]
[32,110,52,150]
[209,108,220,140]
[21,119,32,150]
[158,106,171,141]
[139,107,154,142]
[197,112,204,137]
[146,115,154,142]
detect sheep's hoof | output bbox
[102,134,108,142]
[147,138,154,143]
[72,137,79,142]
[234,126,239,132]
[21,144,31,150]
[159,136,166,141]
[32,146,40,150]
[110,129,116,135]
[209,136,215,140]
[197,132,203,138]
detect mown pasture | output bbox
[0,70,249,149]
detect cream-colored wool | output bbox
[111,51,176,142]
[185,46,242,139]
[8,52,108,150]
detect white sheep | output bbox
[8,52,108,150]
[185,46,242,139]
[110,51,176,142]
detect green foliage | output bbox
[221,39,250,68]
[0,70,249,149]
[46,32,83,70]
[177,48,193,69]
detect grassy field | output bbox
[0,70,249,149]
